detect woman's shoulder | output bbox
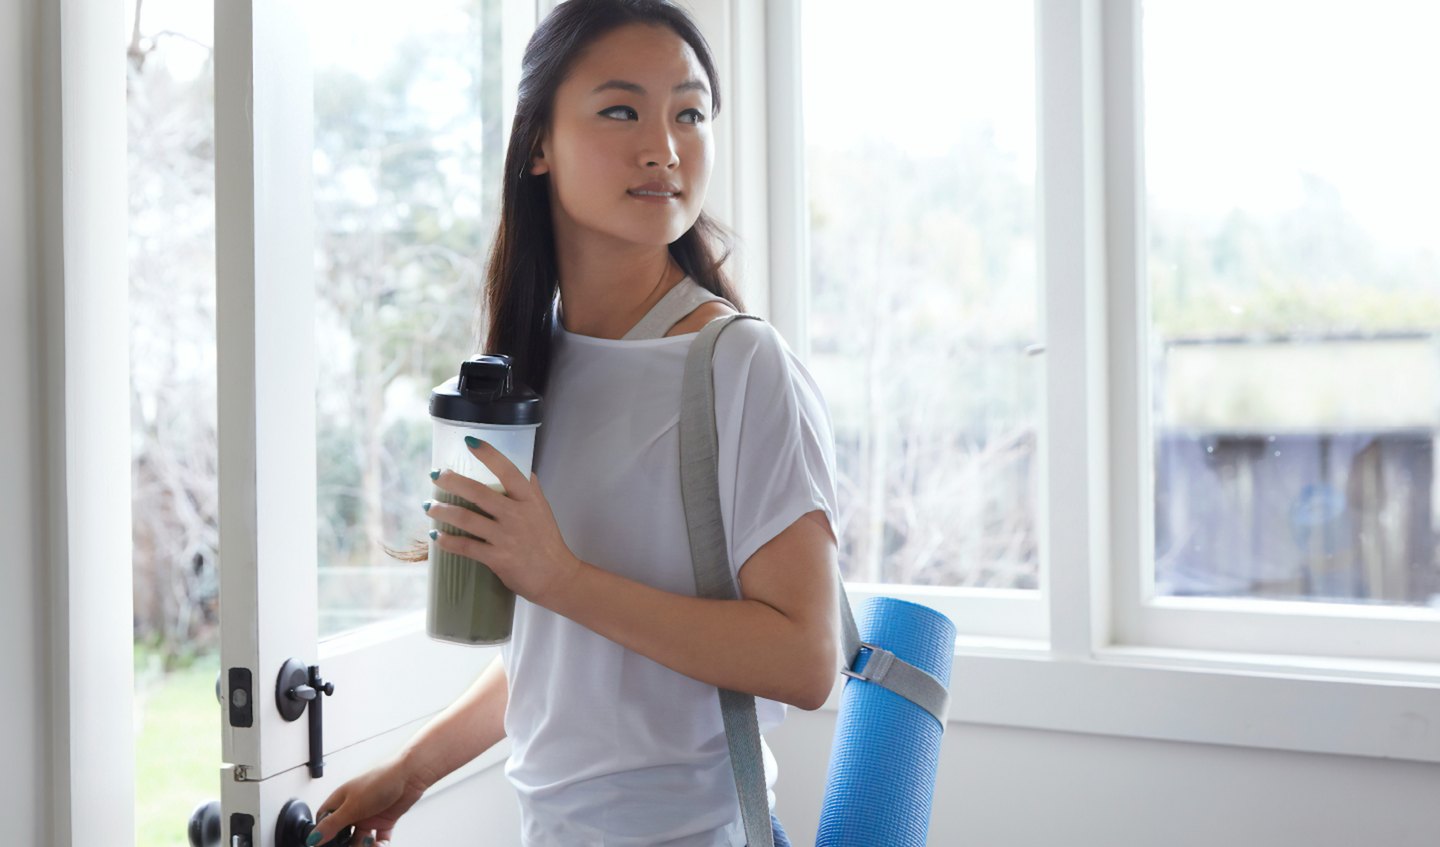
[663,299,740,337]
[664,296,793,365]
[709,315,806,383]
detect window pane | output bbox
[1145,1,1440,606]
[304,0,507,639]
[127,1,219,843]
[802,0,1040,588]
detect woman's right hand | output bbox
[305,755,433,846]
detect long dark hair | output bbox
[389,0,742,563]
[478,0,746,397]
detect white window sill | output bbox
[397,635,1440,801]
[816,637,1440,764]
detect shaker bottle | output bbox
[427,354,543,645]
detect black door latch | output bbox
[277,658,335,778]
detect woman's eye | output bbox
[600,105,638,120]
[679,108,707,125]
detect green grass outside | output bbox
[134,643,222,847]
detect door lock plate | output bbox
[227,668,254,728]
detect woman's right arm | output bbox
[308,655,509,844]
[397,653,509,789]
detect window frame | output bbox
[758,0,1051,642]
[1104,0,1440,663]
[744,0,1440,763]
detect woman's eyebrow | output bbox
[590,78,710,98]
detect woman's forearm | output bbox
[396,653,508,789]
[544,560,837,710]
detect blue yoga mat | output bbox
[816,597,956,847]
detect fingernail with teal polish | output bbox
[364,837,375,847]
[422,500,433,512]
[428,529,439,540]
[306,832,322,846]
[429,468,440,480]
[464,435,482,449]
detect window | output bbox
[303,0,507,639]
[800,0,1042,593]
[1143,0,1440,610]
[126,1,219,843]
[1096,0,1440,662]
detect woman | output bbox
[308,2,839,844]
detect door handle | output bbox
[187,800,256,847]
[277,799,356,847]
[188,799,220,847]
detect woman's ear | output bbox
[529,141,550,176]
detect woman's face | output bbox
[531,22,714,250]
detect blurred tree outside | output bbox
[312,0,500,569]
[807,131,1041,589]
[128,0,220,672]
[802,39,1439,597]
[309,0,505,635]
[1150,172,1440,340]
[127,3,221,843]
[128,0,508,658]
[800,0,1044,591]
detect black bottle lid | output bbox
[429,354,543,426]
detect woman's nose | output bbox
[637,124,680,169]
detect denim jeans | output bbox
[744,814,792,847]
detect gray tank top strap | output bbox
[622,276,732,341]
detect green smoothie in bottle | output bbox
[427,355,543,645]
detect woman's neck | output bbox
[554,240,687,340]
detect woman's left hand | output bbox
[426,436,581,608]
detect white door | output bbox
[211,1,536,843]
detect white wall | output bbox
[368,706,1440,846]
[366,688,1440,846]
[4,0,1440,842]
[769,711,1440,847]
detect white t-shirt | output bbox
[500,312,840,847]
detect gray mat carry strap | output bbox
[680,315,950,723]
[678,313,952,846]
[678,313,774,847]
[838,609,952,725]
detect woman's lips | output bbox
[627,189,680,203]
